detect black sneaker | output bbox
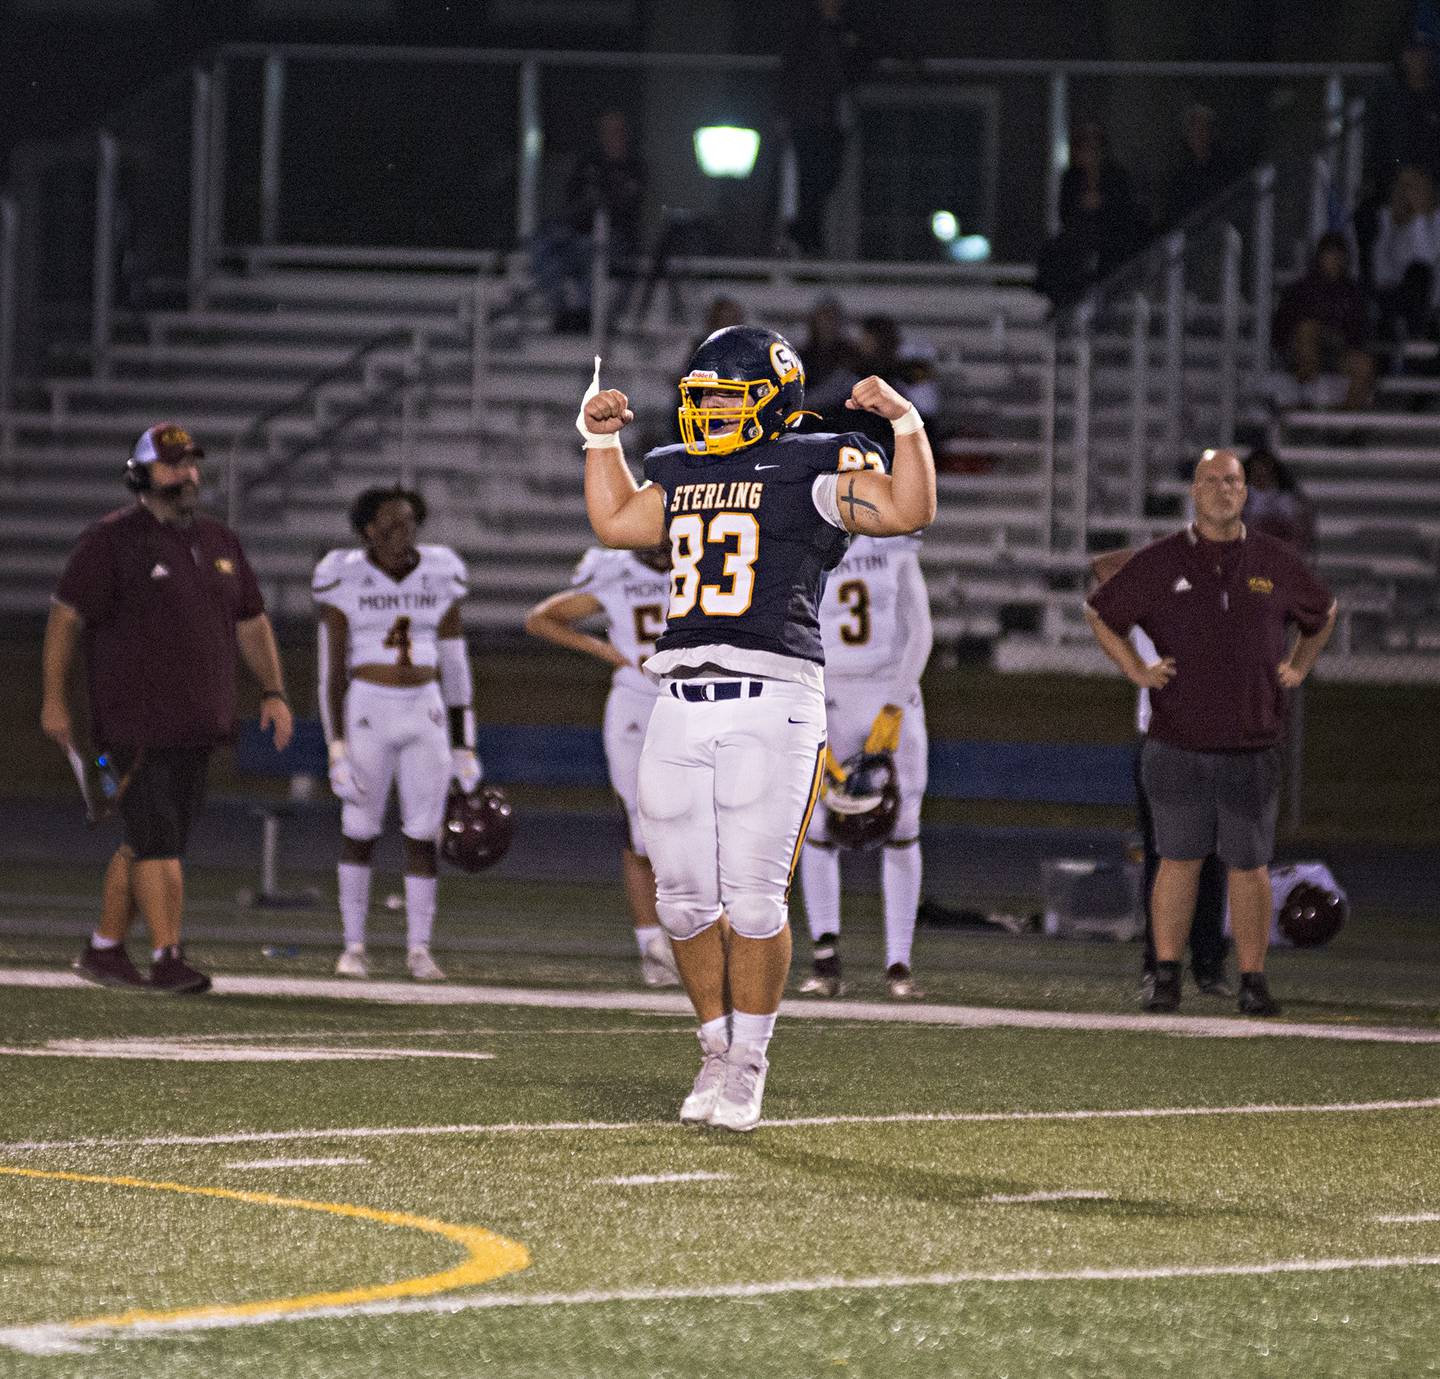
[1194,969,1234,998]
[149,946,212,995]
[1144,965,1182,1012]
[73,942,146,990]
[1237,973,1282,1017]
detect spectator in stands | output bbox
[40,424,293,994]
[1371,164,1440,349]
[775,0,862,258]
[1036,119,1148,310]
[686,295,745,361]
[1243,447,1316,555]
[1161,104,1241,229]
[832,314,937,442]
[1367,33,1440,198]
[799,295,864,416]
[1085,448,1337,1017]
[1271,232,1377,410]
[532,110,648,333]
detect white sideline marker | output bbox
[597,1172,732,1187]
[3,967,1437,1044]
[224,1157,369,1170]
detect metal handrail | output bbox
[226,325,416,521]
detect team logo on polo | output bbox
[1248,576,1274,595]
[214,557,234,575]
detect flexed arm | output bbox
[578,357,667,550]
[831,377,937,535]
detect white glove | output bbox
[575,355,622,450]
[327,740,365,805]
[451,747,482,794]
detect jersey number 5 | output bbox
[668,512,759,618]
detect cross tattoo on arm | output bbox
[840,477,880,529]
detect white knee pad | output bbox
[725,892,788,941]
[657,901,724,942]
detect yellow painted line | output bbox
[0,1164,529,1335]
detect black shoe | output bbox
[149,946,212,995]
[798,934,843,997]
[1144,966,1182,1012]
[73,942,146,989]
[1237,973,1281,1017]
[1194,970,1234,998]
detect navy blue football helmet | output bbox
[677,325,806,456]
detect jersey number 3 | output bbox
[668,512,759,617]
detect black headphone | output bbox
[124,457,152,492]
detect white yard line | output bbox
[224,1157,369,1170]
[6,1254,1440,1355]
[596,1172,733,1187]
[984,1190,1112,1204]
[2,967,1436,1044]
[0,1039,494,1063]
[3,1096,1437,1155]
[1375,1213,1440,1224]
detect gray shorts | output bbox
[1139,738,1282,871]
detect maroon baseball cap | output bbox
[131,423,204,466]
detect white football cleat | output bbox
[335,946,369,980]
[679,1029,729,1125]
[640,932,681,988]
[407,947,447,983]
[797,973,843,998]
[708,1041,769,1133]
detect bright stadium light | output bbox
[950,234,992,263]
[694,126,760,178]
[930,210,959,243]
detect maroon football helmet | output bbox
[441,783,514,872]
[1277,880,1346,947]
[824,752,900,851]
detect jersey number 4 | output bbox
[383,616,413,666]
[668,512,759,617]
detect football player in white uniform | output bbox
[312,486,480,983]
[579,325,936,1132]
[798,533,933,999]
[523,545,681,988]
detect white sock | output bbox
[338,863,371,949]
[405,874,438,951]
[882,842,923,969]
[635,924,664,956]
[731,1009,777,1055]
[91,932,121,950]
[699,1014,731,1053]
[798,843,841,943]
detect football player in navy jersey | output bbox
[578,325,936,1131]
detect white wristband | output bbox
[891,405,925,437]
[576,354,623,451]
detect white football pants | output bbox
[341,679,451,842]
[638,677,827,942]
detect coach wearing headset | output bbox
[40,423,293,993]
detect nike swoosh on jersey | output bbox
[754,464,780,471]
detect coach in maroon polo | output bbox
[40,423,294,993]
[1085,448,1336,1017]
